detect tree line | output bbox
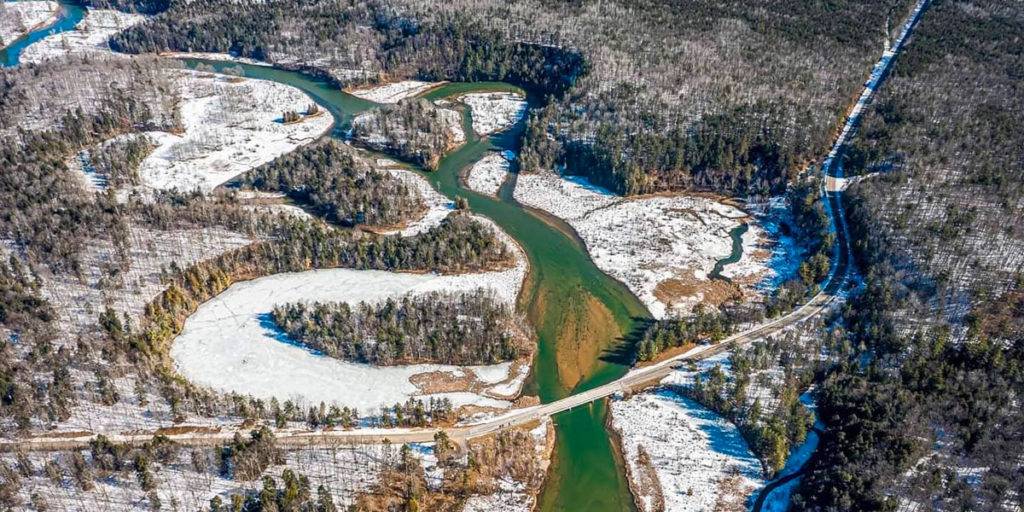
[351,99,462,170]
[238,140,425,228]
[271,289,524,366]
[635,305,733,362]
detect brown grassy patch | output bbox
[654,269,742,311]
[409,370,477,394]
[713,468,759,511]
[153,425,222,436]
[554,294,620,390]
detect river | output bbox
[0,0,84,67]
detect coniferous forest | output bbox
[238,141,425,228]
[271,290,527,366]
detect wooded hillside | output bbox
[108,0,917,197]
[796,0,1024,508]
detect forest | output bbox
[351,99,462,170]
[237,140,425,228]
[105,0,916,199]
[75,134,155,189]
[0,55,516,435]
[793,0,1024,508]
[635,305,733,361]
[682,358,814,478]
[271,290,526,366]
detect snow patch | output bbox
[463,492,535,512]
[459,92,528,136]
[486,363,532,399]
[376,164,454,237]
[137,70,333,193]
[19,8,144,63]
[348,80,442,104]
[465,152,511,196]
[515,170,758,318]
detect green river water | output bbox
[183,59,647,511]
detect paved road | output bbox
[0,0,933,453]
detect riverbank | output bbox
[134,70,333,193]
[514,168,779,318]
[18,8,144,63]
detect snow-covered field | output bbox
[515,169,768,318]
[0,0,56,48]
[721,197,801,293]
[610,389,763,512]
[137,71,333,193]
[19,8,144,63]
[465,152,512,196]
[171,217,529,415]
[459,92,528,136]
[348,80,442,103]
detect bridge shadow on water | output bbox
[598,316,655,367]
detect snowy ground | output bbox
[347,80,442,103]
[610,389,764,512]
[721,197,801,293]
[351,103,462,154]
[170,217,529,416]
[372,158,455,236]
[459,92,528,136]
[0,227,254,434]
[165,50,272,67]
[19,8,144,63]
[136,71,333,193]
[465,152,512,196]
[30,227,254,349]
[463,419,552,512]
[0,0,56,48]
[515,169,771,318]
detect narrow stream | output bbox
[710,223,749,282]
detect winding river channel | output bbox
[3,0,934,506]
[2,4,747,507]
[182,60,648,510]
